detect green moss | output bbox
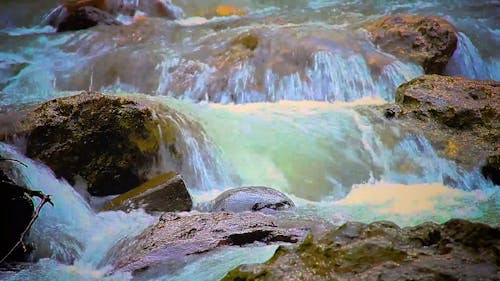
[222,268,269,281]
[102,171,176,211]
[234,33,259,51]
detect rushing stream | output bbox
[0,0,499,280]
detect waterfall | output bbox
[445,32,499,80]
[0,142,155,267]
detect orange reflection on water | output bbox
[336,183,464,215]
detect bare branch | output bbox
[0,157,28,167]
[0,193,53,264]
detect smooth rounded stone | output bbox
[212,186,295,213]
[223,219,500,281]
[24,92,180,196]
[101,171,192,213]
[0,167,34,262]
[364,14,457,74]
[108,211,308,274]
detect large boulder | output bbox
[108,212,308,274]
[395,75,499,128]
[365,15,458,74]
[0,167,34,262]
[223,219,500,281]
[101,171,192,213]
[24,92,180,196]
[212,186,295,213]
[385,75,499,179]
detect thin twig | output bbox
[0,194,53,264]
[0,157,28,167]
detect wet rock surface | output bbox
[109,212,308,274]
[0,167,34,262]
[385,75,499,177]
[365,14,457,74]
[223,219,500,281]
[102,172,192,213]
[24,92,179,196]
[56,6,121,32]
[212,186,295,213]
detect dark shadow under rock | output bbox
[57,6,121,32]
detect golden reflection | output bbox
[336,183,464,214]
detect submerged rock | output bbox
[386,75,499,180]
[0,167,34,262]
[24,92,180,196]
[212,186,294,213]
[102,171,192,213]
[109,212,308,274]
[223,219,500,281]
[365,14,457,74]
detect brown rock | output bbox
[108,212,308,274]
[223,219,500,281]
[101,171,192,213]
[365,14,458,74]
[57,6,121,32]
[24,92,179,196]
[386,75,499,176]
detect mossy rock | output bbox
[24,92,179,196]
[386,75,499,176]
[102,171,192,213]
[223,219,500,281]
[365,14,457,74]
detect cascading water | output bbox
[0,0,498,280]
[445,32,500,80]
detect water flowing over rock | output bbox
[212,186,294,213]
[102,171,192,213]
[109,212,308,274]
[0,167,34,263]
[385,75,499,178]
[24,92,180,195]
[365,14,458,74]
[223,219,500,281]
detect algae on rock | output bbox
[24,92,181,196]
